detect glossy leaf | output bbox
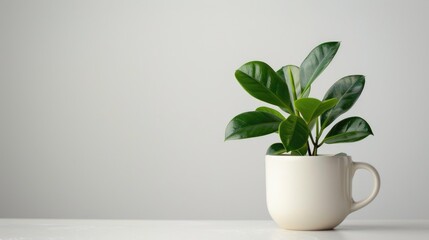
[295,98,338,123]
[308,119,316,131]
[279,115,310,151]
[266,143,286,155]
[235,61,293,113]
[277,65,311,101]
[300,42,341,94]
[291,143,308,156]
[324,117,373,144]
[321,75,365,129]
[256,106,286,120]
[277,65,300,101]
[225,111,282,140]
[302,86,311,98]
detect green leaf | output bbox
[301,86,311,98]
[277,65,301,100]
[225,111,283,140]
[279,115,310,151]
[235,61,293,113]
[266,143,286,155]
[324,117,373,144]
[308,119,316,131]
[295,98,338,123]
[291,142,308,156]
[256,106,286,120]
[300,42,341,94]
[321,75,365,129]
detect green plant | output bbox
[225,42,373,156]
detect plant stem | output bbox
[312,138,318,156]
[307,141,311,155]
[316,122,325,140]
[316,118,320,139]
[309,133,316,146]
[313,119,320,156]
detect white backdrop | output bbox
[1,0,428,219]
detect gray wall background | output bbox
[1,0,428,219]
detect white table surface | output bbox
[0,219,428,240]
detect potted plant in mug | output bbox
[225,42,380,230]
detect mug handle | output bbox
[350,162,381,213]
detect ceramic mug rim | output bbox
[266,154,352,161]
[266,153,348,156]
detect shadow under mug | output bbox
[265,155,380,230]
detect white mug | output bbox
[265,154,380,230]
